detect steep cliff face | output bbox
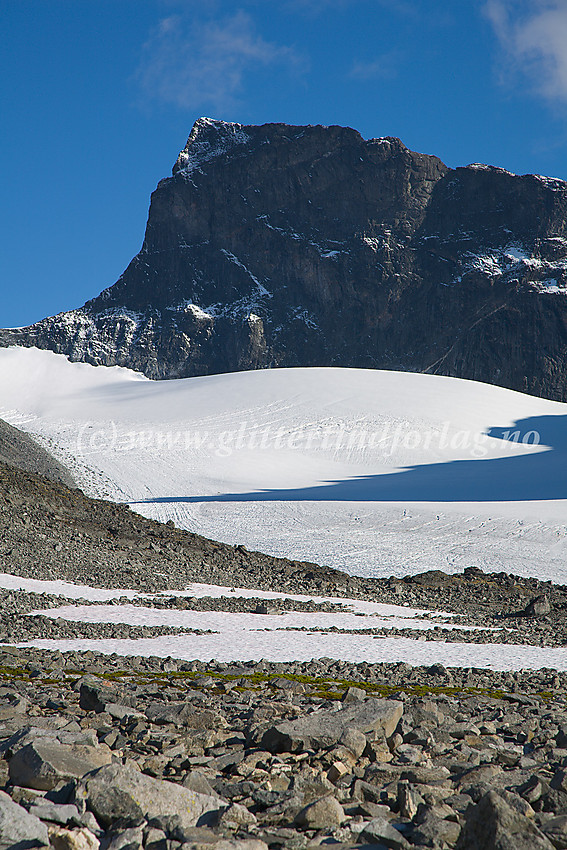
[3,118,567,399]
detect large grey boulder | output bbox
[28,800,81,826]
[457,791,555,849]
[144,702,193,726]
[0,789,49,848]
[294,796,345,829]
[261,698,403,753]
[145,704,227,729]
[77,762,225,832]
[9,739,112,791]
[410,809,461,847]
[3,726,99,756]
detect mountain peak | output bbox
[173,117,251,176]
[2,119,567,401]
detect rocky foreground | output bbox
[2,648,567,850]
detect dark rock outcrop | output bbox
[3,117,567,399]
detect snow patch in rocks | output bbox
[30,602,474,633]
[165,582,452,619]
[15,632,567,671]
[0,573,138,600]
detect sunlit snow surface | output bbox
[2,347,567,583]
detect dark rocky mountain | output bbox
[3,117,567,399]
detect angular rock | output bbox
[0,788,49,848]
[457,790,555,849]
[179,708,227,730]
[47,825,100,850]
[398,781,424,820]
[98,827,143,850]
[342,686,366,703]
[541,815,567,849]
[182,770,217,797]
[77,762,225,831]
[28,800,81,825]
[552,769,567,794]
[498,790,535,819]
[339,727,367,758]
[261,698,403,753]
[9,739,112,791]
[145,702,192,726]
[105,703,144,721]
[367,739,394,763]
[150,826,213,847]
[78,678,118,713]
[291,771,335,805]
[327,760,349,783]
[410,810,461,847]
[353,778,384,804]
[144,827,167,850]
[218,802,257,827]
[361,816,410,849]
[524,596,551,617]
[518,774,544,805]
[400,766,451,786]
[1,725,97,757]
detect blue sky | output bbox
[3,0,567,327]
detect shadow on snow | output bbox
[130,415,567,505]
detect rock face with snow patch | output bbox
[3,117,567,399]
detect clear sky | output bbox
[3,0,567,327]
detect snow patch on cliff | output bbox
[171,302,214,321]
[220,249,271,297]
[453,243,567,290]
[532,279,567,294]
[532,174,567,192]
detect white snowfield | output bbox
[1,346,567,584]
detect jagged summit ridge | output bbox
[173,117,411,181]
[2,118,567,399]
[466,160,567,188]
